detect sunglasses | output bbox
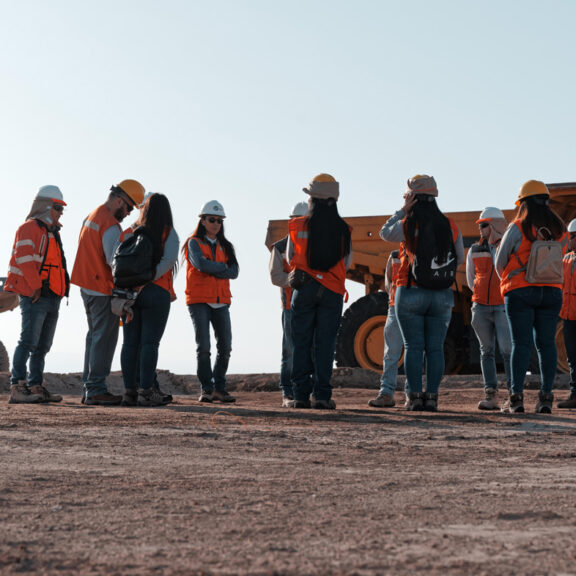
[119,196,134,213]
[206,217,223,225]
[52,204,64,213]
[479,222,490,229]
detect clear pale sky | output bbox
[1,0,575,375]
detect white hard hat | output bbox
[199,200,226,218]
[476,206,505,223]
[37,185,66,206]
[290,201,309,218]
[568,219,576,233]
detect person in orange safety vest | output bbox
[466,207,512,411]
[557,218,576,409]
[367,248,405,408]
[71,179,145,406]
[5,185,69,404]
[286,173,352,410]
[184,200,239,404]
[269,201,309,407]
[495,180,568,414]
[118,193,179,408]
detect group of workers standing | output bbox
[272,175,576,414]
[6,174,576,414]
[5,180,239,407]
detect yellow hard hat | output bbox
[116,179,145,207]
[516,180,549,206]
[303,173,339,200]
[311,173,336,183]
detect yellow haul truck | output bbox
[265,182,576,374]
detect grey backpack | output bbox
[523,227,564,284]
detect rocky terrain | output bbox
[1,369,576,575]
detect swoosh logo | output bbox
[431,256,455,270]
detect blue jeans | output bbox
[505,286,562,395]
[188,304,232,392]
[471,303,512,391]
[11,293,61,386]
[81,292,120,398]
[395,286,453,396]
[379,305,404,396]
[290,280,343,403]
[280,308,294,398]
[121,284,171,391]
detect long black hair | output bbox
[134,193,178,273]
[403,195,452,260]
[517,195,566,241]
[306,197,351,271]
[190,219,239,268]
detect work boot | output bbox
[29,384,63,403]
[153,379,172,404]
[557,392,576,409]
[198,390,214,403]
[535,392,554,414]
[121,390,138,407]
[422,393,438,412]
[368,393,396,408]
[9,382,43,404]
[405,392,425,411]
[289,398,312,409]
[84,392,122,406]
[138,387,170,407]
[281,395,294,408]
[312,398,336,410]
[478,388,498,411]
[501,393,524,414]
[213,390,236,403]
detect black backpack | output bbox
[409,223,457,290]
[112,230,156,289]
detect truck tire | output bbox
[335,292,393,373]
[0,341,9,372]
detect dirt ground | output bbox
[1,369,576,575]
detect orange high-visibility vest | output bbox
[71,204,121,295]
[122,225,176,299]
[288,216,349,296]
[560,251,576,321]
[387,249,401,307]
[184,237,232,305]
[468,240,504,305]
[499,221,568,296]
[6,219,68,298]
